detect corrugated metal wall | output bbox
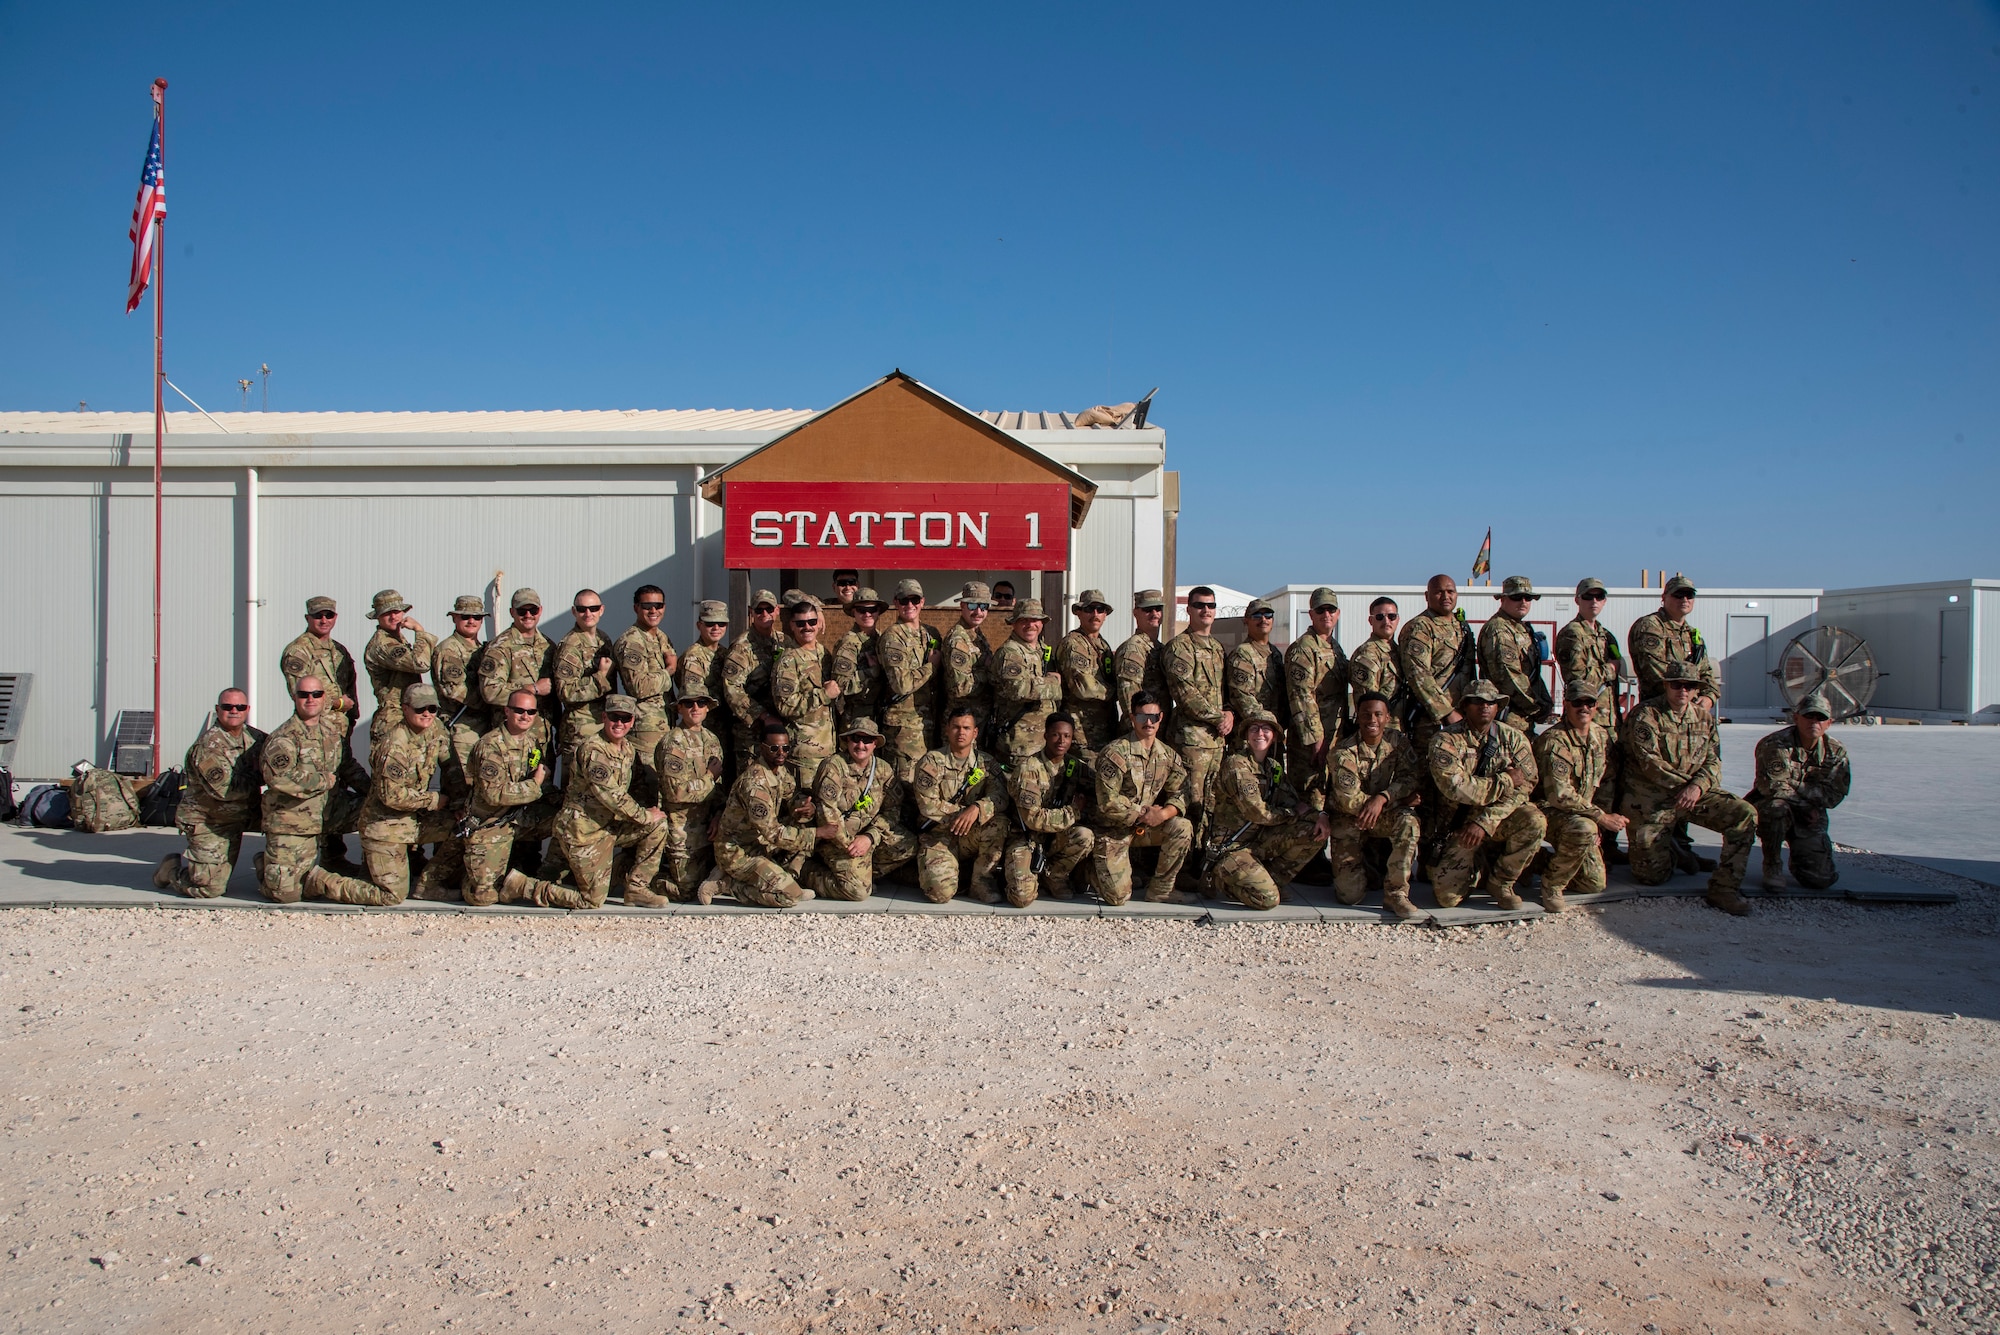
[1068,495,1136,647]
[1819,584,1956,713]
[1978,588,2000,715]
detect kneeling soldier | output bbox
[1004,712,1096,906]
[1533,682,1628,912]
[913,705,1010,903]
[536,694,668,909]
[306,684,463,905]
[803,717,916,901]
[1204,708,1323,910]
[155,687,266,897]
[712,720,820,908]
[464,690,562,907]
[258,675,369,903]
[1324,692,1423,917]
[1428,680,1545,910]
[1091,691,1197,906]
[1749,691,1851,891]
[652,691,726,900]
[1620,661,1757,915]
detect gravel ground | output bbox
[1,859,1995,1335]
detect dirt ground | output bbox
[2,857,1996,1335]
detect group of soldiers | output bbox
[153,569,1852,919]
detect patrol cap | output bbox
[1237,706,1281,731]
[305,595,337,615]
[781,588,809,607]
[1073,589,1112,612]
[849,587,888,612]
[1795,691,1834,719]
[1310,586,1340,611]
[367,589,411,619]
[1664,574,1698,596]
[960,581,992,606]
[1245,598,1276,618]
[839,716,884,740]
[1499,575,1539,599]
[1563,680,1604,704]
[402,683,439,709]
[1574,577,1608,599]
[1008,599,1047,623]
[1133,589,1166,610]
[510,587,542,611]
[1456,679,1507,705]
[894,579,925,601]
[602,693,638,717]
[697,599,731,624]
[1660,659,1704,685]
[451,594,486,617]
[676,688,716,707]
[750,588,780,611]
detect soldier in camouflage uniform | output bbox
[257,675,369,903]
[1284,586,1349,775]
[912,706,1010,903]
[832,588,887,732]
[679,600,734,755]
[1749,691,1851,892]
[361,589,437,752]
[1555,577,1627,725]
[1478,575,1555,735]
[1620,661,1757,915]
[463,690,562,907]
[941,582,996,734]
[1002,712,1095,906]
[649,692,726,899]
[1225,598,1289,751]
[803,718,916,901]
[1203,709,1323,910]
[153,688,265,898]
[1056,590,1119,758]
[432,595,490,806]
[613,583,678,804]
[1398,575,1476,754]
[878,580,943,784]
[281,595,362,869]
[712,720,820,908]
[1427,680,1545,910]
[554,589,615,772]
[722,588,784,772]
[1090,691,1198,906]
[991,599,1063,762]
[771,597,843,784]
[478,589,557,733]
[1628,576,1719,707]
[1323,693,1424,917]
[306,684,463,905]
[1163,585,1234,856]
[1114,590,1169,728]
[1346,598,1406,731]
[1533,682,1628,911]
[522,695,668,909]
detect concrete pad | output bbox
[874,885,999,916]
[1900,856,2000,888]
[1001,896,1101,918]
[792,894,892,914]
[1099,898,1207,921]
[1206,899,1322,925]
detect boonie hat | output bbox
[1237,706,1280,730]
[1310,586,1340,611]
[697,599,730,624]
[402,683,439,709]
[1009,599,1047,622]
[840,717,884,740]
[1457,679,1506,705]
[1073,589,1112,612]
[1133,589,1166,610]
[510,587,542,611]
[1499,575,1539,599]
[1664,574,1698,596]
[894,579,925,601]
[1796,691,1834,719]
[603,693,638,717]
[367,589,412,619]
[1574,577,1608,599]
[305,595,337,615]
[451,594,486,616]
[849,587,887,612]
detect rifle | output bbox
[1013,755,1082,874]
[919,762,982,834]
[1444,727,1508,836]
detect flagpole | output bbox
[151,77,167,775]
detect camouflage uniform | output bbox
[1113,631,1167,729]
[1057,628,1119,756]
[722,631,782,769]
[713,758,818,908]
[1427,720,1545,908]
[1553,614,1625,817]
[258,712,368,903]
[771,640,840,782]
[878,619,941,783]
[1162,631,1229,845]
[1090,736,1194,906]
[678,635,732,753]
[164,723,266,897]
[363,623,437,750]
[1003,751,1095,906]
[651,720,725,898]
[534,733,667,909]
[1479,613,1552,734]
[1620,699,1756,899]
[991,634,1061,761]
[1204,752,1322,910]
[1345,637,1405,729]
[554,626,615,767]
[912,747,1009,903]
[832,625,884,733]
[280,627,358,738]
[1750,724,1850,890]
[432,627,488,805]
[461,720,561,907]
[478,625,557,721]
[803,751,915,901]
[1533,719,1615,897]
[942,621,995,731]
[307,720,461,906]
[1225,641,1289,748]
[1284,631,1349,773]
[613,623,678,800]
[1325,733,1422,907]
[1627,612,1718,707]
[1398,609,1476,752]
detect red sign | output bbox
[723,481,1070,570]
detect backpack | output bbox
[71,767,141,833]
[20,784,71,828]
[0,767,16,824]
[138,769,185,826]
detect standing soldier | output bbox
[1090,691,1197,906]
[878,580,942,784]
[1114,590,1170,726]
[152,687,265,898]
[1347,598,1406,729]
[1628,576,1718,707]
[1003,713,1095,906]
[465,690,562,907]
[280,595,360,869]
[722,588,784,770]
[533,695,669,909]
[1400,575,1476,751]
[771,597,842,782]
[361,590,437,753]
[1478,576,1554,734]
[554,589,615,772]
[613,584,678,802]
[1620,662,1757,914]
[912,705,1010,904]
[1555,577,1627,723]
[1749,691,1851,891]
[711,720,822,908]
[478,588,557,729]
[1056,590,1119,758]
[305,684,462,905]
[679,600,734,753]
[1203,708,1323,911]
[432,595,490,806]
[1427,680,1545,910]
[1323,692,1424,917]
[1226,598,1289,748]
[991,599,1063,762]
[650,691,726,900]
[941,582,996,736]
[1163,585,1234,854]
[803,717,916,901]
[833,588,888,730]
[1284,587,1349,774]
[257,674,369,903]
[1533,682,1627,912]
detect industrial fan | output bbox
[1770,625,1880,720]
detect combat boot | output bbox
[1760,846,1788,891]
[1539,888,1567,914]
[1143,880,1203,906]
[966,878,1001,905]
[1489,885,1524,911]
[1381,890,1419,921]
[1039,870,1072,900]
[152,853,179,890]
[1705,888,1752,916]
[498,868,536,905]
[321,834,358,875]
[624,884,669,908]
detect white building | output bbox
[1820,579,2000,721]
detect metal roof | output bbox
[0,406,1156,434]
[976,410,1146,430]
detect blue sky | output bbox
[3,2,1995,590]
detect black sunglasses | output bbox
[636,601,665,611]
[296,689,325,699]
[574,604,603,614]
[514,605,541,616]
[896,596,923,606]
[1186,601,1216,611]
[1370,611,1399,621]
[793,615,820,626]
[506,705,538,716]
[216,703,248,711]
[411,705,440,715]
[605,713,635,724]
[1134,712,1162,724]
[1579,592,1607,601]
[308,611,337,620]
[1246,610,1274,620]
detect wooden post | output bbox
[729,569,750,636]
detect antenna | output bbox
[237,378,252,408]
[260,363,271,411]
[78,400,88,412]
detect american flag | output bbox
[125,116,166,313]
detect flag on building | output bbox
[1470,527,1492,584]
[125,111,166,312]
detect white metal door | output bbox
[1940,606,1972,712]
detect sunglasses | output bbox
[574,604,603,614]
[896,596,922,606]
[1187,601,1216,611]
[636,601,665,611]
[605,714,635,724]
[217,703,248,711]
[1246,610,1274,620]
[411,705,440,715]
[834,580,858,588]
[514,605,541,616]
[1503,594,1534,602]
[1578,592,1607,602]
[766,740,792,750]
[506,705,539,716]
[963,603,989,612]
[1370,612,1399,621]
[793,618,820,628]
[309,611,337,620]
[452,612,484,620]
[752,604,778,613]
[296,690,325,699]
[1667,591,1696,599]
[1134,712,1162,724]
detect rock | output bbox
[92,1251,119,1268]
[191,1254,212,1267]
[647,1149,671,1160]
